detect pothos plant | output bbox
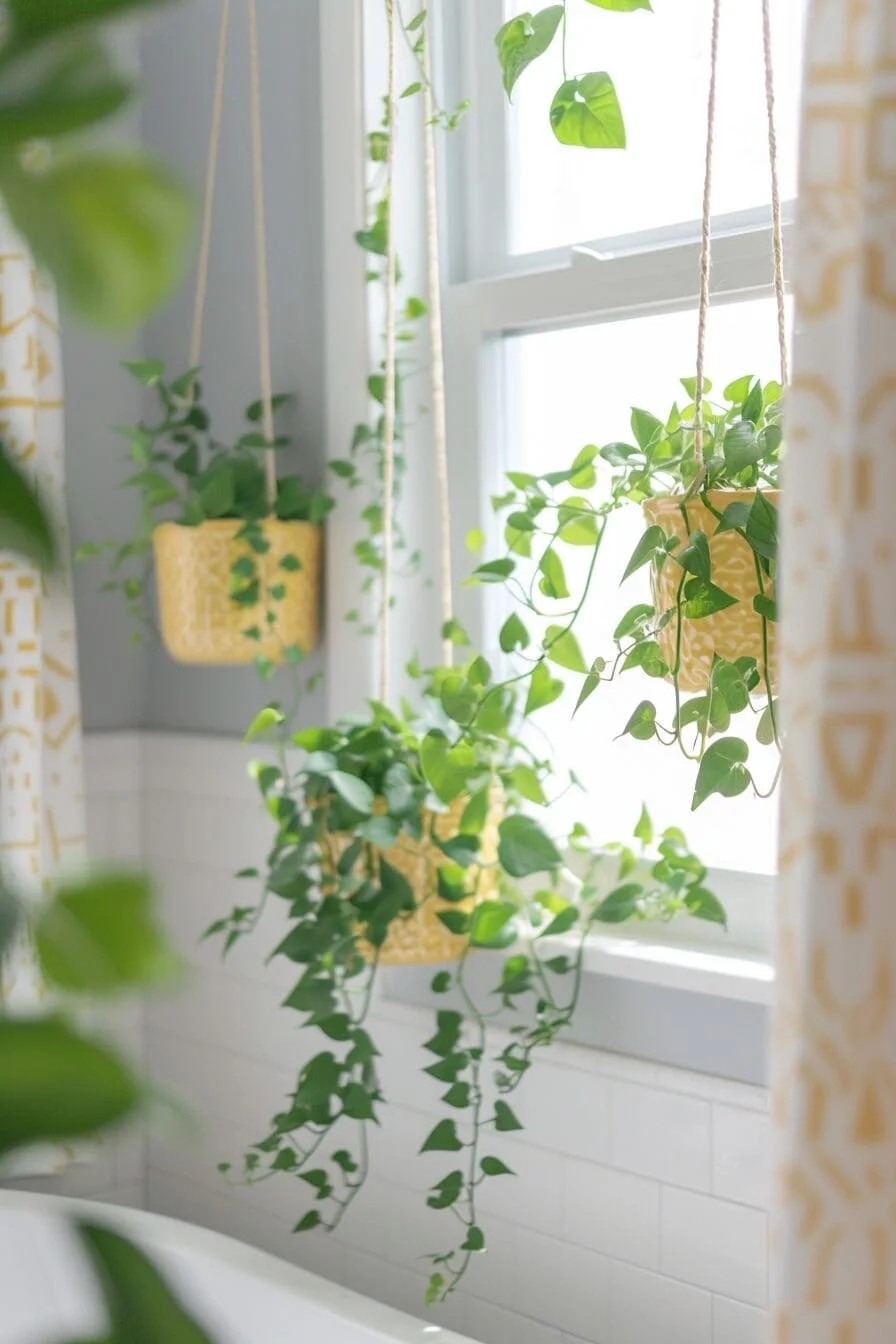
[474,374,783,810]
[495,0,653,150]
[78,360,333,660]
[211,673,719,1302]
[204,0,724,1307]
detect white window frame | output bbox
[438,1,792,974]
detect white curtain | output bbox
[773,1,896,1339]
[0,230,87,1172]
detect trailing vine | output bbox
[210,669,718,1301]
[472,376,783,809]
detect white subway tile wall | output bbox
[78,735,773,1344]
[712,1296,767,1344]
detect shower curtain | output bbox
[0,230,87,1174]
[773,0,896,1338]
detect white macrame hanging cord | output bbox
[189,0,231,373]
[762,0,789,388]
[188,0,278,513]
[421,27,455,668]
[247,0,278,511]
[693,0,722,474]
[379,0,399,704]
[693,0,789,481]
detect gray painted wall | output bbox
[66,321,149,730]
[66,22,150,730]
[72,0,328,734]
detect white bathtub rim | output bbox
[0,1190,473,1344]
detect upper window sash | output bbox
[444,0,802,285]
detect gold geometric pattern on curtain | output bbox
[773,1,896,1339]
[0,228,86,1060]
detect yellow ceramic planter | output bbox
[643,490,779,693]
[153,518,322,665]
[336,795,502,967]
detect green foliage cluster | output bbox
[0,869,215,1341]
[210,669,718,1301]
[0,0,191,329]
[473,376,783,809]
[495,0,653,151]
[78,359,333,647]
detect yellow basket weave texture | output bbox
[153,518,321,665]
[338,794,503,967]
[643,490,779,693]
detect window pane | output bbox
[500,298,785,874]
[503,0,805,256]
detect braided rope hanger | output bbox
[693,0,789,477]
[421,29,454,669]
[189,0,278,514]
[379,0,399,704]
[380,3,457,694]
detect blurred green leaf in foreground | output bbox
[0,8,208,1334]
[0,0,192,329]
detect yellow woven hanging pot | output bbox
[643,489,779,694]
[334,793,503,967]
[153,518,322,665]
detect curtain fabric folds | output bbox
[0,231,87,1172]
[773,2,896,1339]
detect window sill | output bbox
[559,932,774,1006]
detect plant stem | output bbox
[380,0,399,703]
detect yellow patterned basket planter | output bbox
[153,518,322,665]
[336,794,503,967]
[643,490,779,693]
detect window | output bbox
[502,0,804,258]
[442,0,805,894]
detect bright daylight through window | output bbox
[447,0,806,881]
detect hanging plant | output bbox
[494,0,654,151]
[212,673,720,1302]
[80,361,332,665]
[79,0,332,669]
[477,374,783,810]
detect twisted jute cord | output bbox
[189,0,231,374]
[422,30,454,668]
[380,0,399,703]
[692,0,722,487]
[248,0,277,511]
[188,0,277,513]
[762,0,789,388]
